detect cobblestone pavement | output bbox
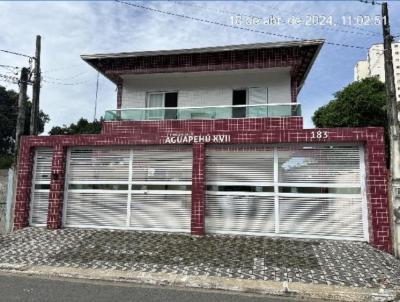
[0,228,399,289]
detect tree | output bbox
[312,76,389,163]
[0,85,49,168]
[49,118,102,135]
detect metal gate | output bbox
[63,146,192,232]
[29,148,53,226]
[206,144,368,241]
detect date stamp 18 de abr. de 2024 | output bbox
[230,14,385,27]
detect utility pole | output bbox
[30,35,41,135]
[382,2,400,257]
[10,67,29,233]
[15,67,29,161]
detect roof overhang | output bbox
[81,39,324,92]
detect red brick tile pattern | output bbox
[13,126,391,253]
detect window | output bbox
[248,87,268,105]
[146,92,178,120]
[232,90,247,118]
[231,87,268,118]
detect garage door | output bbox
[63,146,192,232]
[30,148,53,226]
[206,144,368,241]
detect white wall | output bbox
[354,42,400,102]
[354,60,369,81]
[120,68,292,108]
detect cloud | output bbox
[0,1,399,133]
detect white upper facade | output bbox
[120,67,292,109]
[354,42,400,102]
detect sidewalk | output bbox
[1,228,399,301]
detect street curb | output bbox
[0,264,398,302]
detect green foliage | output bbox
[49,118,102,135]
[0,155,14,169]
[0,85,49,159]
[312,77,387,128]
[312,76,389,165]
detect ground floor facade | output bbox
[13,119,391,252]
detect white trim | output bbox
[277,192,362,198]
[206,191,275,197]
[67,189,191,194]
[126,150,133,227]
[131,190,191,195]
[274,147,279,234]
[62,149,71,228]
[208,230,367,242]
[359,145,370,241]
[30,223,47,228]
[206,181,275,187]
[66,181,192,185]
[205,182,361,188]
[64,225,189,233]
[277,183,361,188]
[28,149,38,226]
[33,181,53,185]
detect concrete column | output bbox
[47,145,66,229]
[191,143,205,235]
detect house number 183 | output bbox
[310,130,328,139]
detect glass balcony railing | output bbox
[104,103,301,121]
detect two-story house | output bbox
[14,40,392,253]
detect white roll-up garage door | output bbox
[206,144,368,241]
[63,146,192,232]
[30,148,53,226]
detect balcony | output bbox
[104,103,301,121]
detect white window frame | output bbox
[145,91,179,120]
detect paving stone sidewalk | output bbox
[0,228,399,289]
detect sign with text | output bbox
[164,134,231,144]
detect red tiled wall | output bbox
[47,145,66,229]
[191,144,205,235]
[101,117,304,135]
[13,142,35,229]
[13,126,391,253]
[104,47,308,76]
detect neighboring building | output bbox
[354,42,400,102]
[14,40,392,253]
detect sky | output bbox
[0,0,400,133]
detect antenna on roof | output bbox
[94,72,99,121]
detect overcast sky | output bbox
[1,1,400,133]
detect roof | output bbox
[81,39,324,92]
[81,39,324,60]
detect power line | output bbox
[0,73,20,83]
[0,48,33,59]
[115,1,369,50]
[0,64,20,69]
[173,1,381,38]
[41,64,86,73]
[41,77,93,86]
[44,70,89,81]
[0,73,32,85]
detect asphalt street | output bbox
[0,273,328,302]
